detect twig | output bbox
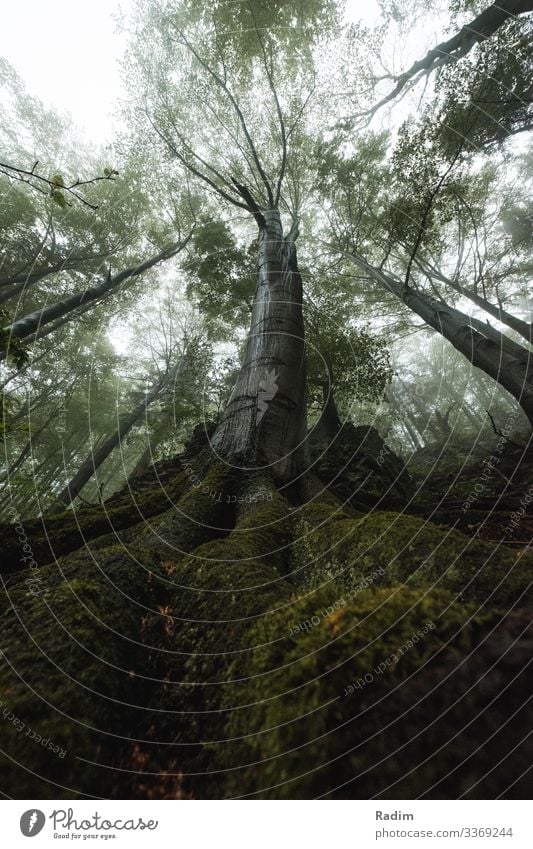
[485,409,524,447]
[0,160,118,210]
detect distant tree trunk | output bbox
[401,410,425,450]
[56,382,163,506]
[423,267,533,345]
[130,445,153,480]
[391,381,428,445]
[357,258,533,427]
[211,208,307,483]
[0,238,190,357]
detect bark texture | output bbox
[357,258,533,426]
[211,208,307,483]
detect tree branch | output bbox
[365,0,533,117]
[0,160,118,210]
[173,24,275,206]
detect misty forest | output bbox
[0,0,532,800]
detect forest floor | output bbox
[0,423,531,799]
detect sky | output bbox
[0,0,133,144]
[0,0,381,145]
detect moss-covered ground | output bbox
[0,459,531,798]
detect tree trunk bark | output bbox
[401,409,425,449]
[0,238,190,356]
[357,258,533,427]
[459,289,531,345]
[211,208,307,483]
[402,291,533,426]
[424,267,533,345]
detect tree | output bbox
[122,0,341,483]
[365,0,533,126]
[0,235,192,360]
[315,130,533,424]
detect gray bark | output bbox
[453,287,532,345]
[211,208,307,483]
[370,0,533,115]
[356,257,533,426]
[0,237,190,356]
[420,264,533,345]
[0,253,111,305]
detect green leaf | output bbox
[51,188,67,208]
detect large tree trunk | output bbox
[356,258,533,427]
[211,208,307,483]
[421,265,533,345]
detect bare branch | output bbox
[173,23,275,206]
[365,0,533,117]
[0,160,118,210]
[246,2,287,206]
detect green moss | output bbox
[133,490,295,797]
[223,586,532,798]
[292,502,532,605]
[142,463,240,559]
[0,543,157,798]
[3,463,531,800]
[0,470,191,573]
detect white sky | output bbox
[0,0,381,145]
[0,0,133,144]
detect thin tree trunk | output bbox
[211,208,307,483]
[313,380,342,441]
[456,288,531,345]
[356,257,533,427]
[0,237,190,356]
[56,382,163,505]
[130,445,153,480]
[401,408,425,449]
[0,411,57,484]
[388,386,425,449]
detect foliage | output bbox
[183,220,256,331]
